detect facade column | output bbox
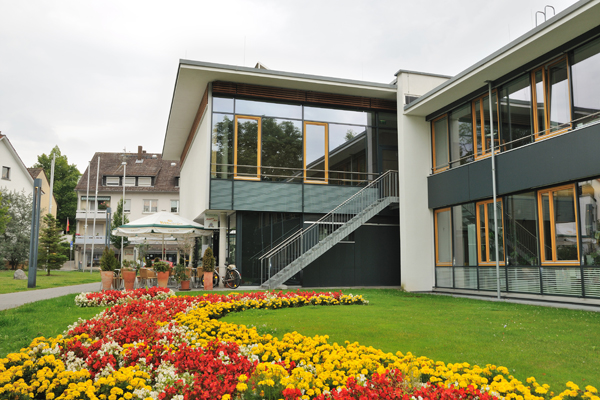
[218,212,227,288]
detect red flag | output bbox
[66,217,70,233]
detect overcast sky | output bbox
[0,0,578,173]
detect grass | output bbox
[0,294,106,356]
[1,288,598,392]
[0,270,101,294]
[220,289,600,391]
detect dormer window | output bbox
[106,177,119,186]
[124,177,136,187]
[138,177,152,187]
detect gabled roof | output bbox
[27,167,43,179]
[403,0,600,117]
[0,133,34,186]
[75,150,180,193]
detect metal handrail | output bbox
[259,170,399,285]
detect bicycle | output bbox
[200,264,242,289]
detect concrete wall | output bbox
[0,138,33,196]
[396,72,449,292]
[180,88,212,222]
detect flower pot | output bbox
[203,271,213,291]
[157,271,170,288]
[122,270,136,291]
[101,271,113,291]
[180,280,191,291]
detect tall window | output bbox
[476,199,504,265]
[472,92,499,160]
[578,180,600,265]
[572,37,600,127]
[304,122,328,183]
[1,166,10,180]
[170,200,179,213]
[432,116,449,172]
[435,208,452,265]
[143,199,158,213]
[125,177,137,187]
[538,184,579,264]
[532,57,572,140]
[123,199,131,213]
[500,74,533,151]
[449,104,474,166]
[106,176,119,186]
[234,116,261,180]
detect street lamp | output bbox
[121,161,126,268]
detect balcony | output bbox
[76,209,110,220]
[74,235,107,245]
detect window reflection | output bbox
[235,116,261,180]
[538,185,579,263]
[304,122,327,183]
[211,114,234,179]
[261,118,302,182]
[329,124,367,185]
[504,192,539,265]
[453,203,477,266]
[572,38,600,127]
[235,99,302,119]
[449,104,473,166]
[547,59,571,133]
[304,106,369,125]
[213,97,234,113]
[435,208,452,265]
[432,116,448,171]
[578,180,600,265]
[500,75,533,151]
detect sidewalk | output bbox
[0,283,100,311]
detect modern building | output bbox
[162,0,600,304]
[73,147,181,267]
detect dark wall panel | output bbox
[210,180,233,209]
[234,181,302,212]
[428,166,470,209]
[354,224,400,285]
[303,243,355,287]
[428,124,600,209]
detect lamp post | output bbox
[121,161,126,268]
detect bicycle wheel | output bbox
[213,271,219,287]
[225,269,241,289]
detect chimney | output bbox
[137,146,143,160]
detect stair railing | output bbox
[259,170,399,285]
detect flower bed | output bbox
[1,291,598,400]
[74,287,175,307]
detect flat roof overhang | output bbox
[162,61,397,160]
[403,0,600,118]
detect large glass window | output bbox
[304,122,328,183]
[572,37,600,127]
[476,199,504,264]
[533,57,572,140]
[452,203,477,266]
[579,180,600,265]
[234,116,261,180]
[328,124,367,185]
[235,99,302,119]
[304,106,369,125]
[500,74,533,151]
[504,192,539,265]
[213,97,234,113]
[261,118,303,181]
[211,114,234,179]
[432,116,449,172]
[538,184,579,264]
[473,92,499,159]
[449,104,473,166]
[435,208,452,265]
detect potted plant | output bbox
[99,247,118,290]
[202,247,215,291]
[174,263,191,291]
[154,261,170,288]
[121,260,136,291]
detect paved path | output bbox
[0,283,100,311]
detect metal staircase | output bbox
[259,170,399,289]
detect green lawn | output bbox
[1,288,598,392]
[0,270,100,294]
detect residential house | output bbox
[73,147,180,268]
[0,133,34,196]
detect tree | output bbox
[110,198,129,253]
[0,191,10,236]
[0,189,32,269]
[34,146,81,230]
[38,214,68,275]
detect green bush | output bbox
[202,247,215,273]
[99,247,118,272]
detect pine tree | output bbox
[38,214,68,275]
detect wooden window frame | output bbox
[431,115,449,173]
[434,208,453,266]
[472,91,500,160]
[234,115,262,181]
[475,198,505,265]
[537,183,580,265]
[303,121,329,184]
[532,56,573,141]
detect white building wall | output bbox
[180,90,212,222]
[396,72,449,292]
[0,139,33,195]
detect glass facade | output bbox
[212,94,395,185]
[572,37,600,127]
